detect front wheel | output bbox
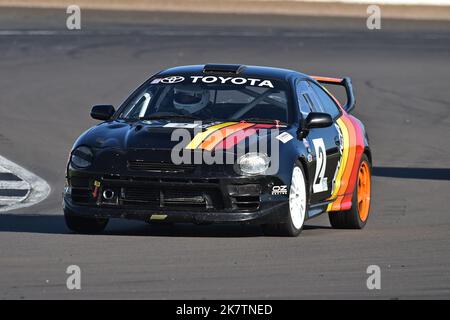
[262,162,308,237]
[329,154,372,229]
[64,210,109,234]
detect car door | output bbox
[296,80,341,204]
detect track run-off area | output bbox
[0,8,449,299]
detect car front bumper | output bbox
[63,196,288,224]
[64,170,290,224]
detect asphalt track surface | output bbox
[0,8,449,299]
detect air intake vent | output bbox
[122,186,224,210]
[203,64,246,74]
[231,195,260,211]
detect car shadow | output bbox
[372,166,450,181]
[0,213,265,237]
[0,213,68,235]
[303,225,333,230]
[107,222,265,238]
[0,213,332,237]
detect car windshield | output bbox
[117,75,292,123]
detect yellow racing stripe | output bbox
[327,118,350,211]
[185,122,237,150]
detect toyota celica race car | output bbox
[63,64,372,236]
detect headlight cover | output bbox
[71,146,93,168]
[238,153,270,175]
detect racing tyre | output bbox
[329,154,371,229]
[64,210,109,234]
[262,162,308,237]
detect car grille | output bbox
[69,177,261,212]
[123,187,160,205]
[128,161,195,173]
[123,186,223,209]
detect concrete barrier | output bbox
[0,0,449,20]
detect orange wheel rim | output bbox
[357,161,371,221]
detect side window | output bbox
[296,81,314,118]
[310,82,340,119]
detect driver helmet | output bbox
[173,85,210,114]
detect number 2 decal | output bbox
[312,138,328,193]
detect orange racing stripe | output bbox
[328,115,357,211]
[199,122,255,151]
[327,118,349,211]
[185,122,236,150]
[311,76,343,83]
[341,116,364,208]
[215,124,276,151]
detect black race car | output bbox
[64,64,372,236]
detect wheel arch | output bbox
[363,147,372,166]
[297,156,310,185]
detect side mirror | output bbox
[91,105,115,121]
[305,112,333,129]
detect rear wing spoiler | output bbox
[311,76,356,113]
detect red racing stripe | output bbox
[341,115,364,208]
[214,124,275,150]
[333,115,357,210]
[199,122,255,151]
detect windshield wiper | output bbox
[230,118,286,125]
[141,114,201,121]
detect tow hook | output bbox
[92,180,101,199]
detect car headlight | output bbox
[238,153,270,175]
[71,146,94,168]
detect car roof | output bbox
[156,64,310,82]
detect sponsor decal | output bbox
[157,75,274,88]
[191,76,274,88]
[150,214,168,220]
[199,121,223,129]
[163,123,199,129]
[272,185,288,195]
[275,132,293,144]
[160,76,185,84]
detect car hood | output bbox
[75,119,289,152]
[72,120,296,176]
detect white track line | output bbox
[0,30,341,38]
[0,155,51,213]
[0,180,30,189]
[0,196,28,205]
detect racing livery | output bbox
[63,64,372,236]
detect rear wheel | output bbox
[64,210,109,234]
[329,154,371,229]
[262,162,308,237]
